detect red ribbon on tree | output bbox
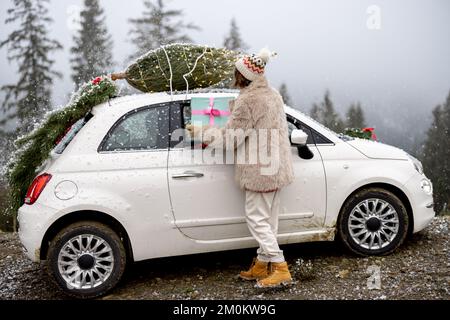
[363,127,378,141]
[92,77,102,85]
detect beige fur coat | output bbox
[204,76,295,192]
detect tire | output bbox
[337,188,409,256]
[47,221,127,299]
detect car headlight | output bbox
[408,155,424,175]
[420,179,433,195]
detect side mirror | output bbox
[290,129,308,146]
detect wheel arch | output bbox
[40,210,134,262]
[338,183,414,235]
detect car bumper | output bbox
[404,173,435,233]
[18,203,58,262]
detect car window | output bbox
[169,103,186,148]
[100,106,170,152]
[169,104,204,149]
[171,103,203,149]
[287,118,315,145]
[54,113,93,154]
[287,115,332,145]
[312,130,332,144]
[287,121,296,136]
[183,105,192,127]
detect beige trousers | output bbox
[245,190,285,263]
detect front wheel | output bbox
[47,221,127,299]
[337,188,409,256]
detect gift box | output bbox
[191,97,234,127]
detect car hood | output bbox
[346,139,409,160]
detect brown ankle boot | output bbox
[239,258,269,281]
[256,262,293,288]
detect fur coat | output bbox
[204,76,295,192]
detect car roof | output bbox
[92,91,341,143]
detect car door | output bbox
[167,101,328,241]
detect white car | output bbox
[18,92,435,298]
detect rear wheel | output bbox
[337,188,409,256]
[47,221,127,299]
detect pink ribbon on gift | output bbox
[191,97,231,126]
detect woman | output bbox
[189,49,295,288]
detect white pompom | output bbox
[258,47,277,64]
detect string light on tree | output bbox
[111,44,239,93]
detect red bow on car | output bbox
[363,127,378,141]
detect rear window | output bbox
[54,113,93,154]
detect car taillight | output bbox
[25,173,52,205]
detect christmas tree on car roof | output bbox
[111,44,238,93]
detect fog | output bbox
[1,0,449,150]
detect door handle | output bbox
[172,171,204,179]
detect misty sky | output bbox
[1,0,449,145]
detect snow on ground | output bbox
[0,217,449,300]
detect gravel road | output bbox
[1,216,449,300]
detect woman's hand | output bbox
[185,124,209,138]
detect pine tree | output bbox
[0,129,14,231]
[129,0,199,60]
[223,18,249,52]
[71,0,114,87]
[421,91,450,214]
[0,182,11,231]
[322,91,344,132]
[310,91,344,132]
[0,0,62,135]
[279,83,293,106]
[0,129,12,180]
[346,102,367,128]
[310,103,321,121]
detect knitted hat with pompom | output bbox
[235,48,277,81]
